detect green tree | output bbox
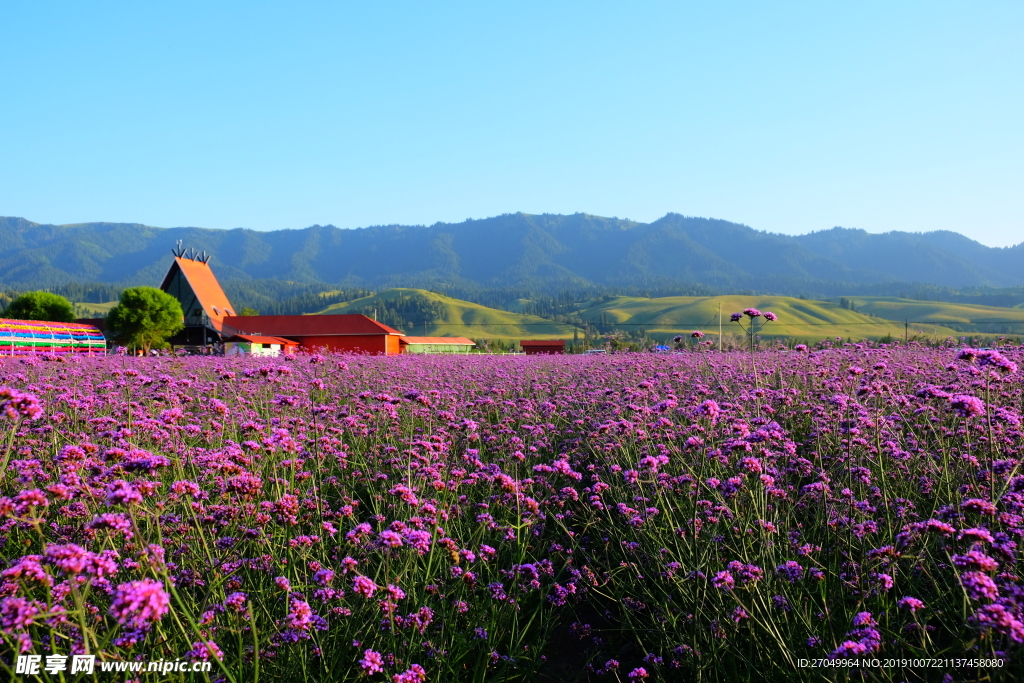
[3,291,76,322]
[106,287,184,353]
[238,307,260,316]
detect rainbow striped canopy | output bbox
[0,318,107,355]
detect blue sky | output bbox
[1,2,1021,246]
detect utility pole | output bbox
[905,319,908,344]
[718,302,723,352]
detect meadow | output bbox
[2,340,1024,682]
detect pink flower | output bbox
[711,571,734,590]
[898,596,925,613]
[109,579,170,630]
[187,640,225,661]
[106,480,143,506]
[0,388,43,420]
[360,649,384,674]
[353,575,378,598]
[287,598,314,630]
[392,664,427,683]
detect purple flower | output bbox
[775,561,803,583]
[360,649,384,674]
[287,598,314,630]
[950,394,986,418]
[898,596,925,613]
[379,530,404,547]
[953,551,999,572]
[105,480,143,506]
[972,604,1024,643]
[224,592,248,613]
[1,597,43,630]
[743,308,762,318]
[730,312,743,322]
[763,311,777,321]
[961,499,998,516]
[109,578,170,631]
[0,388,43,420]
[187,641,224,661]
[353,575,378,598]
[711,570,734,590]
[391,663,427,683]
[691,331,705,339]
[960,571,999,602]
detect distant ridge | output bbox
[1,213,1023,294]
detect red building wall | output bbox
[292,335,398,355]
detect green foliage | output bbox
[238,307,259,316]
[72,301,118,318]
[844,296,1024,335]
[106,287,184,353]
[313,288,576,339]
[4,213,1024,300]
[2,291,76,322]
[50,282,123,304]
[221,280,372,316]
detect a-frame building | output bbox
[159,242,236,348]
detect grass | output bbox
[72,301,118,317]
[575,294,961,341]
[311,288,577,340]
[844,297,1024,334]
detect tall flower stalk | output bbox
[731,309,776,415]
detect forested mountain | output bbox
[1,213,1022,301]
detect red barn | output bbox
[222,315,403,355]
[520,339,565,355]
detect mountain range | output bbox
[1,213,1022,296]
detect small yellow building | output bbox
[399,336,475,354]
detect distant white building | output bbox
[223,334,298,357]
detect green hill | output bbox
[72,301,118,318]
[3,213,1024,297]
[576,295,962,341]
[311,288,576,340]
[844,297,1024,335]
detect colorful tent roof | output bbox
[159,256,236,332]
[0,318,106,354]
[399,336,475,345]
[223,315,403,337]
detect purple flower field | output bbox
[2,344,1024,681]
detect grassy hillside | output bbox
[576,295,961,341]
[73,301,118,317]
[845,297,1024,334]
[312,288,576,340]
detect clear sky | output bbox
[1,2,1021,246]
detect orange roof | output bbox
[160,257,235,332]
[225,334,299,345]
[400,336,475,345]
